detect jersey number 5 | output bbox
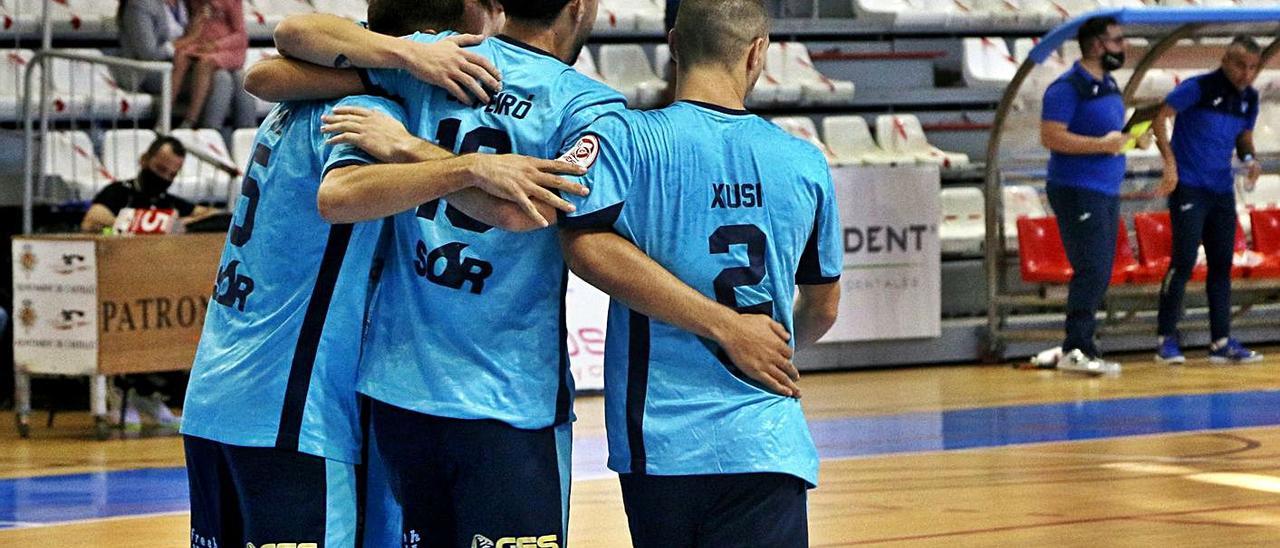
[229,143,269,247]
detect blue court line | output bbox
[3,389,1280,528]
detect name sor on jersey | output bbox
[711,182,764,209]
[413,240,493,294]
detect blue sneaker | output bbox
[1209,338,1264,364]
[1155,336,1185,364]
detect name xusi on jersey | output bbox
[560,101,844,486]
[182,95,407,463]
[355,33,625,429]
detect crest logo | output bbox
[19,300,36,331]
[557,134,600,170]
[19,244,36,276]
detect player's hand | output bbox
[322,106,419,163]
[403,34,502,105]
[462,155,589,228]
[1156,164,1178,196]
[1100,131,1127,155]
[1245,159,1262,191]
[715,313,800,398]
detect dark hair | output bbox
[1229,35,1262,55]
[674,0,770,69]
[146,136,186,158]
[498,0,572,23]
[1076,16,1118,56]
[368,0,470,36]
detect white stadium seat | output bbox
[1003,184,1047,250]
[772,43,855,107]
[573,48,607,84]
[821,115,904,166]
[747,48,802,108]
[170,129,236,203]
[772,116,836,164]
[1243,175,1280,211]
[101,129,158,182]
[963,37,1018,89]
[599,44,665,108]
[940,187,986,256]
[44,131,112,199]
[51,49,155,119]
[595,0,664,32]
[893,0,957,29]
[0,49,33,121]
[232,128,259,170]
[311,0,368,19]
[875,114,970,169]
[245,0,315,36]
[0,0,39,35]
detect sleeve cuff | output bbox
[356,68,391,98]
[558,202,623,229]
[796,273,841,285]
[322,158,371,179]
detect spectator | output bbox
[117,0,254,129]
[1039,16,1128,376]
[171,0,249,128]
[80,136,218,233]
[1151,36,1265,364]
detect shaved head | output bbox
[673,0,770,69]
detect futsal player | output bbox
[181,2,585,547]
[246,0,800,543]
[557,0,843,544]
[1152,35,1265,364]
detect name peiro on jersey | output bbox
[355,33,625,429]
[560,101,843,486]
[182,95,408,463]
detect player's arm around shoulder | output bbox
[248,14,499,104]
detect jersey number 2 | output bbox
[709,224,773,316]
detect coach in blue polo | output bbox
[1039,16,1128,375]
[1151,36,1265,365]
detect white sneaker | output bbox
[1056,349,1121,376]
[108,388,142,434]
[131,390,181,430]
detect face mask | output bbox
[138,167,173,196]
[1101,50,1125,72]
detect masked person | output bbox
[81,136,219,233]
[1039,16,1128,376]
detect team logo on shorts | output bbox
[471,534,559,548]
[557,134,600,170]
[471,536,495,548]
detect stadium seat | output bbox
[875,114,970,168]
[50,49,154,119]
[311,0,367,19]
[231,128,258,170]
[1134,211,1250,282]
[962,37,1018,89]
[594,0,635,32]
[0,0,39,36]
[1017,217,1073,283]
[652,44,671,81]
[101,129,157,182]
[43,130,112,199]
[747,48,802,108]
[821,115,903,166]
[852,0,911,25]
[1242,175,1280,211]
[893,0,957,29]
[170,129,236,203]
[245,0,315,37]
[1249,209,1280,278]
[573,47,607,84]
[0,49,32,121]
[771,43,855,107]
[244,48,279,117]
[1,48,90,121]
[771,117,836,163]
[940,187,985,257]
[598,44,665,108]
[1003,184,1046,250]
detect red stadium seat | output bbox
[1116,219,1162,284]
[1018,217,1142,285]
[1248,209,1280,278]
[1017,217,1072,284]
[1134,211,1249,282]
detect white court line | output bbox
[0,510,188,531]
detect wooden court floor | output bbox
[2,346,1279,546]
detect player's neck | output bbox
[674,68,748,112]
[501,20,576,64]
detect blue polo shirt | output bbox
[1042,62,1126,196]
[1167,69,1258,195]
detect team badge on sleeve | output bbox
[558,134,601,169]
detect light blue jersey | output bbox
[559,101,843,486]
[183,96,408,463]
[356,33,625,429]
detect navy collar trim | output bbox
[495,35,560,61]
[680,100,750,116]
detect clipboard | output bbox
[1122,103,1162,151]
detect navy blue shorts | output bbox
[619,472,808,548]
[184,435,359,548]
[369,398,571,548]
